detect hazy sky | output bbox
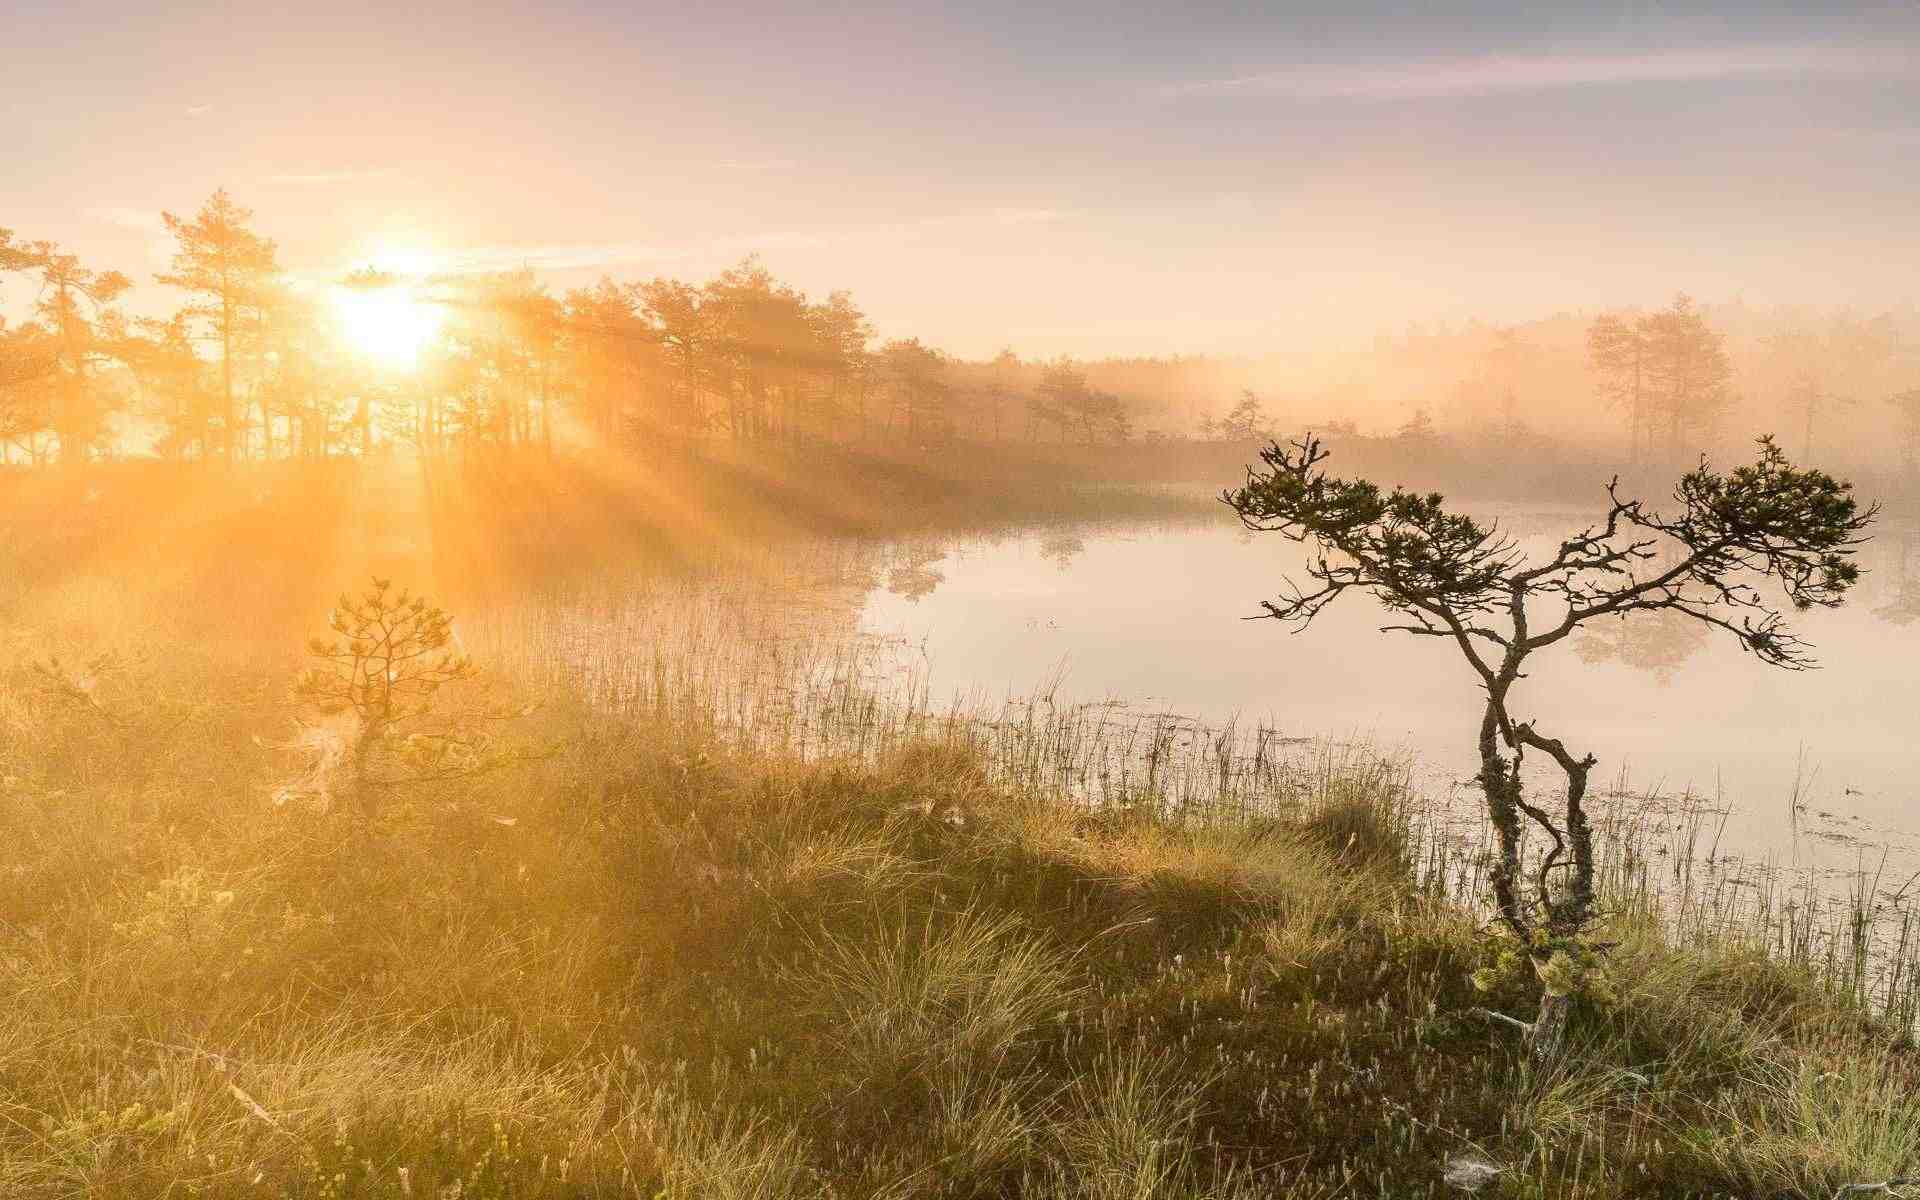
[7,1,1919,358]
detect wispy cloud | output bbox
[185,103,213,117]
[1162,44,1914,101]
[264,167,398,185]
[416,206,1072,278]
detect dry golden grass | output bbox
[0,455,1915,1199]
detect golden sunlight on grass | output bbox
[2,458,1918,1199]
[329,278,444,370]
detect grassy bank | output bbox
[3,621,1918,1198]
[1,456,1917,1198]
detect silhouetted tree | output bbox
[640,278,714,436]
[1891,388,1920,483]
[158,190,280,462]
[0,319,61,462]
[1213,389,1270,441]
[1480,328,1537,444]
[1587,311,1650,462]
[1068,388,1127,444]
[1591,297,1730,461]
[0,229,32,276]
[810,291,871,442]
[254,280,343,459]
[564,276,651,447]
[122,312,212,459]
[985,348,1022,441]
[1641,295,1731,457]
[1226,433,1874,1060]
[882,338,949,439]
[1764,316,1897,460]
[704,258,817,441]
[499,275,565,451]
[1878,529,1920,626]
[1034,360,1088,444]
[0,238,131,462]
[0,234,62,460]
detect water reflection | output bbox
[1039,533,1086,570]
[1573,610,1711,684]
[1875,529,1920,627]
[884,542,947,603]
[1562,541,1714,683]
[856,513,1920,869]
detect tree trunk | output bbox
[540,361,553,457]
[352,720,383,818]
[1477,698,1530,940]
[1529,991,1570,1065]
[222,294,236,465]
[1629,352,1644,465]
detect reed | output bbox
[1,454,1915,1198]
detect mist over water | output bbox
[13,3,1920,1191]
[857,513,1920,870]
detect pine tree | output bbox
[0,237,131,462]
[1227,433,1874,1061]
[158,190,280,463]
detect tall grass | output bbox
[470,559,1920,1032]
[3,454,1918,1197]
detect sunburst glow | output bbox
[329,282,444,369]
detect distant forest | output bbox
[5,189,1919,481]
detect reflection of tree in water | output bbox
[1876,530,1920,626]
[1573,610,1710,685]
[885,543,947,603]
[1039,533,1085,570]
[1567,539,1714,684]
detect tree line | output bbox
[1585,294,1920,469]
[0,191,1139,466]
[4,190,1917,473]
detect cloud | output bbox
[420,207,1070,278]
[264,167,398,185]
[1161,43,1914,101]
[185,103,214,117]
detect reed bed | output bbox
[2,456,1917,1198]
[454,547,1920,1036]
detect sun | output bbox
[329,280,444,370]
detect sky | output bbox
[6,1,1919,359]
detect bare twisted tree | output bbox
[1225,434,1875,1058]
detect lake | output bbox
[856,511,1920,876]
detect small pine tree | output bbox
[294,579,522,817]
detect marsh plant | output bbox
[1227,434,1876,1059]
[293,578,532,816]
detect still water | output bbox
[857,513,1920,872]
